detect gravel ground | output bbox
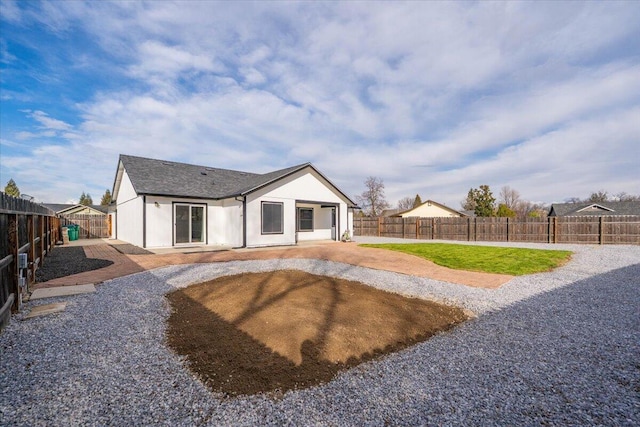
[1,239,639,426]
[35,246,114,283]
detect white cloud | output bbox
[2,1,639,206]
[29,110,73,131]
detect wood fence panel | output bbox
[352,215,639,245]
[602,216,640,244]
[60,214,110,238]
[379,217,404,239]
[355,217,379,236]
[557,216,600,244]
[402,217,419,239]
[418,218,433,240]
[1,193,57,330]
[434,218,468,241]
[474,217,507,242]
[509,218,549,242]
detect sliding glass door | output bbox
[174,203,205,245]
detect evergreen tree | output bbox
[466,185,496,217]
[78,192,93,206]
[413,194,422,208]
[100,189,112,205]
[4,178,20,197]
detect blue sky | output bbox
[1,1,639,207]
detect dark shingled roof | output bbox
[41,203,75,213]
[118,155,356,204]
[548,201,640,216]
[41,203,109,214]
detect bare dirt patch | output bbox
[166,270,468,397]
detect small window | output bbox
[262,202,283,234]
[297,207,314,231]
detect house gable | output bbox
[576,204,614,213]
[394,200,466,218]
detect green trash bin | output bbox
[69,224,78,241]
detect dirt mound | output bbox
[166,270,468,396]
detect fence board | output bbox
[1,193,58,331]
[353,215,640,245]
[60,214,109,238]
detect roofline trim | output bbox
[238,163,358,207]
[576,203,615,213]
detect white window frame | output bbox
[261,201,284,234]
[297,207,314,232]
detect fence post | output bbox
[28,215,35,293]
[554,217,558,244]
[599,216,604,245]
[473,216,478,242]
[8,214,19,310]
[378,217,382,237]
[506,217,510,242]
[431,218,435,240]
[416,218,419,239]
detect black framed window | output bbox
[262,202,283,234]
[297,207,314,231]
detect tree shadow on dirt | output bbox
[166,270,468,397]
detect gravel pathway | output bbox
[1,241,639,426]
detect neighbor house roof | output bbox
[113,154,357,206]
[391,200,468,217]
[41,203,109,214]
[381,208,401,217]
[548,201,640,217]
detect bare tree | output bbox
[588,190,609,203]
[397,196,414,211]
[564,197,582,204]
[356,176,390,217]
[613,192,640,202]
[499,186,521,210]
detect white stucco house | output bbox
[110,155,357,249]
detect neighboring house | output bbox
[390,200,468,218]
[381,208,401,217]
[548,201,640,217]
[111,154,357,249]
[42,203,109,215]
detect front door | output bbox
[174,204,205,245]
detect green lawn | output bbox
[360,243,572,276]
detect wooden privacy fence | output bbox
[60,213,109,239]
[353,216,640,245]
[0,193,59,331]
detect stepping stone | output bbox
[24,302,67,319]
[30,284,96,300]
